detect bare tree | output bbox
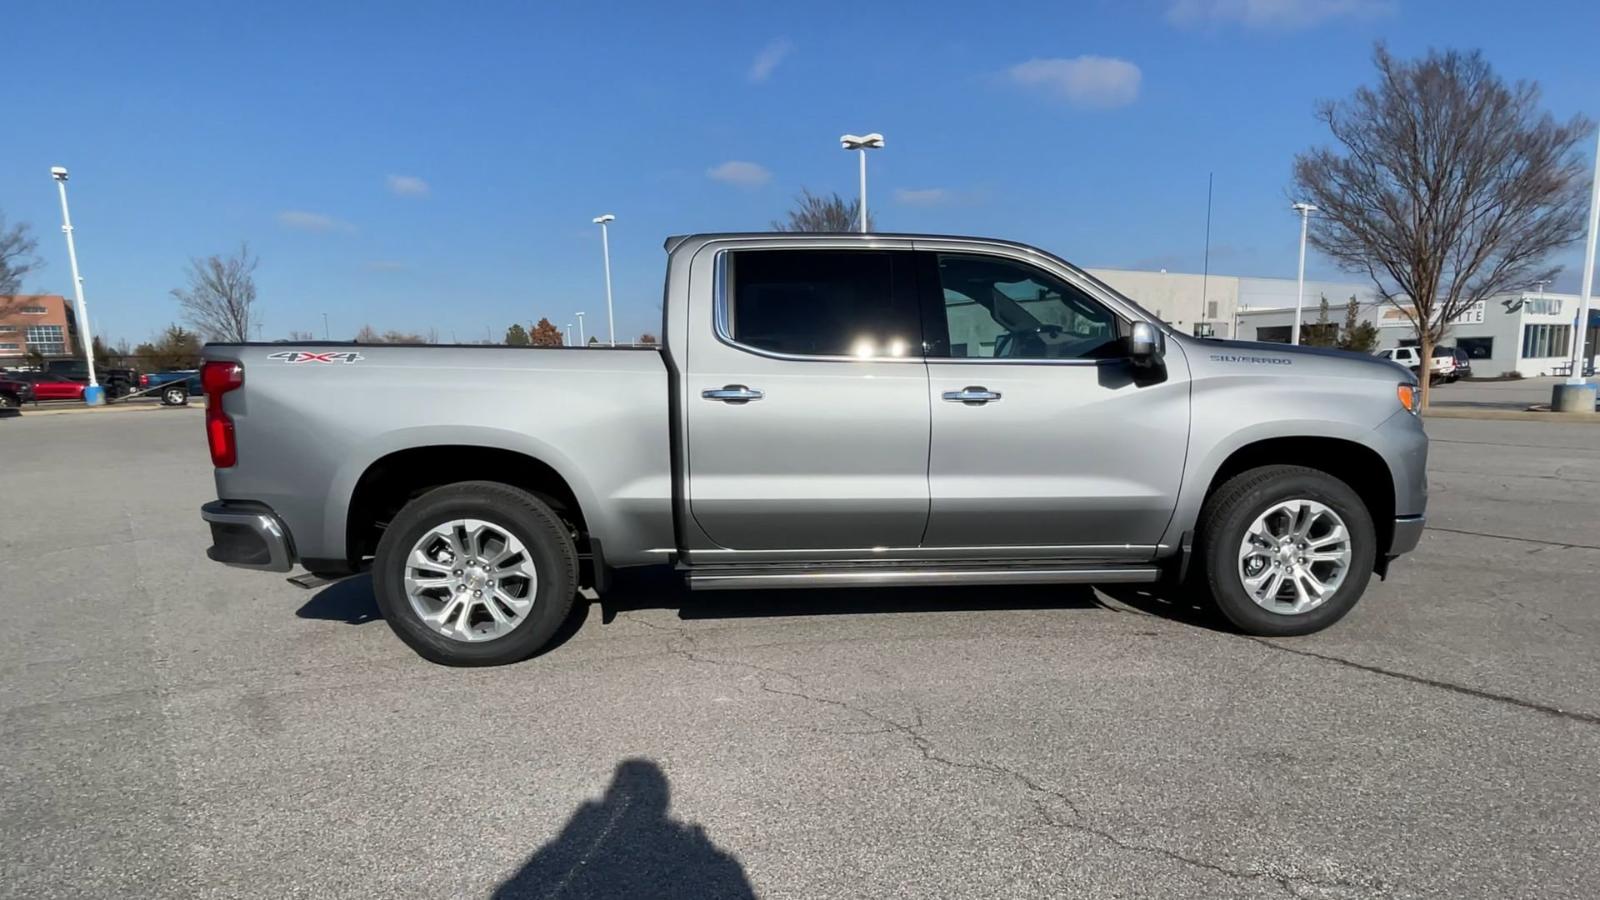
[287,330,316,341]
[172,244,259,343]
[771,189,874,233]
[1294,45,1591,406]
[1,212,42,316]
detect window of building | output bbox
[0,324,15,333]
[25,324,66,356]
[1256,325,1292,343]
[20,305,47,315]
[723,250,920,358]
[1206,300,1219,319]
[0,342,19,351]
[1521,324,1571,359]
[1457,337,1494,360]
[930,254,1122,360]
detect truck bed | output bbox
[201,343,674,570]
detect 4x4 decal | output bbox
[267,351,365,364]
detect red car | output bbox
[9,372,87,401]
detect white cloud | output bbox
[1006,56,1141,109]
[707,160,773,188]
[894,188,952,207]
[1166,0,1394,29]
[748,39,792,83]
[386,174,430,196]
[276,210,356,233]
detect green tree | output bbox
[134,325,203,370]
[587,335,599,346]
[771,189,873,233]
[1303,295,1340,347]
[530,318,563,347]
[504,323,530,346]
[1337,296,1380,353]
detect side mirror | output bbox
[1129,321,1164,365]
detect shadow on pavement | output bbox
[295,571,591,655]
[491,758,755,900]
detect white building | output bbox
[1091,267,1598,377]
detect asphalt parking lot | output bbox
[3,405,1599,899]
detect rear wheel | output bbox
[373,481,577,666]
[162,386,188,406]
[1196,465,1375,636]
[0,393,16,409]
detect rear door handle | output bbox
[942,386,1001,404]
[702,385,764,403]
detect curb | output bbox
[1425,406,1600,424]
[5,402,203,418]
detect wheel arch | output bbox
[343,444,593,573]
[1195,436,1396,562]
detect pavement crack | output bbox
[632,611,1390,895]
[1425,525,1600,552]
[1245,638,1600,727]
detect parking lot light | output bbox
[51,166,103,406]
[840,134,885,234]
[1291,202,1317,346]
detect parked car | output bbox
[1375,346,1460,383]
[1450,347,1472,380]
[139,370,202,405]
[44,359,140,398]
[199,232,1429,666]
[8,371,87,401]
[0,375,34,409]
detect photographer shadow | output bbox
[492,758,755,900]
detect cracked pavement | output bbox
[4,412,1600,899]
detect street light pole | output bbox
[322,312,330,340]
[50,167,102,405]
[839,134,885,233]
[593,215,616,346]
[1291,202,1317,346]
[576,312,586,346]
[1565,126,1599,385]
[566,323,575,347]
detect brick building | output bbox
[0,295,77,363]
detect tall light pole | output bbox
[50,167,102,405]
[593,214,616,346]
[322,312,330,340]
[839,133,885,233]
[1291,202,1318,346]
[1564,126,1599,386]
[566,322,575,347]
[575,311,586,346]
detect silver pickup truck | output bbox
[200,232,1427,665]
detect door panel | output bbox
[923,357,1190,550]
[916,247,1190,552]
[684,245,931,552]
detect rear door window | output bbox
[723,250,922,358]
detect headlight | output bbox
[1397,382,1420,415]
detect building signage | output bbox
[1377,300,1488,328]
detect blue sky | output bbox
[3,0,1597,346]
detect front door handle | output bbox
[702,385,764,403]
[942,386,1001,404]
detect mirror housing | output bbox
[1129,321,1164,366]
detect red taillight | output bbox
[139,374,149,387]
[202,361,244,467]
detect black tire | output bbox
[1196,465,1375,637]
[162,386,188,406]
[0,393,16,409]
[373,481,577,666]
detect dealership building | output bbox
[1089,268,1599,378]
[0,294,77,363]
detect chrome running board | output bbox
[683,564,1160,591]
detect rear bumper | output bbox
[201,500,295,572]
[1389,515,1425,556]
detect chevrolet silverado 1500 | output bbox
[200,233,1427,665]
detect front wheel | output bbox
[1196,465,1376,636]
[373,481,578,665]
